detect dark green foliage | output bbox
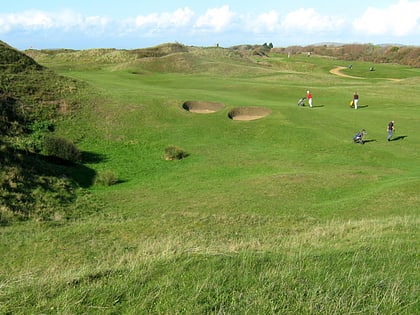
[26,120,54,152]
[0,40,43,73]
[0,40,82,141]
[0,92,22,135]
[44,136,81,163]
[262,42,273,49]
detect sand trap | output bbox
[228,106,272,121]
[182,101,225,113]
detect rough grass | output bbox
[1,46,419,314]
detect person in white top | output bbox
[307,90,313,108]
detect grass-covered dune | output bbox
[1,43,419,314]
[0,40,98,222]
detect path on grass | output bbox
[329,66,363,79]
[330,66,403,82]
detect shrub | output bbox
[44,136,81,162]
[95,170,118,186]
[25,120,54,152]
[164,146,189,160]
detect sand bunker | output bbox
[228,106,272,121]
[182,101,225,113]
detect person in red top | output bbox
[307,90,313,108]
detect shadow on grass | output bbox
[81,151,108,164]
[42,150,110,187]
[0,146,99,222]
[391,135,407,141]
[363,139,376,143]
[349,105,368,109]
[66,163,97,188]
[40,154,97,188]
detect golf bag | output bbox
[298,97,306,106]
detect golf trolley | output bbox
[298,97,306,106]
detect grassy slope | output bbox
[1,47,419,314]
[0,41,99,223]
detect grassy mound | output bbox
[0,41,96,224]
[0,40,43,73]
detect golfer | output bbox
[353,92,359,109]
[307,90,313,108]
[387,121,395,141]
[353,129,366,144]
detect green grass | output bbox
[1,48,419,314]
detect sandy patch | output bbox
[330,66,363,79]
[189,109,218,113]
[228,107,272,121]
[183,101,224,113]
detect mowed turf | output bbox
[1,48,419,314]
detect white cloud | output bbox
[247,10,280,33]
[195,5,235,32]
[281,8,345,33]
[353,0,420,36]
[0,9,110,33]
[0,10,53,32]
[1,3,419,49]
[134,7,194,29]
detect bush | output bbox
[95,170,118,186]
[44,136,81,162]
[164,146,189,160]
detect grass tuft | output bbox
[95,170,119,186]
[164,146,189,160]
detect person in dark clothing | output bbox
[387,121,395,141]
[353,92,359,109]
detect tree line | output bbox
[274,44,420,67]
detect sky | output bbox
[1,0,420,50]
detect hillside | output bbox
[0,41,95,224]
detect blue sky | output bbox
[1,0,419,50]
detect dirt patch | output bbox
[329,66,363,79]
[182,101,225,113]
[330,66,402,81]
[228,106,272,121]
